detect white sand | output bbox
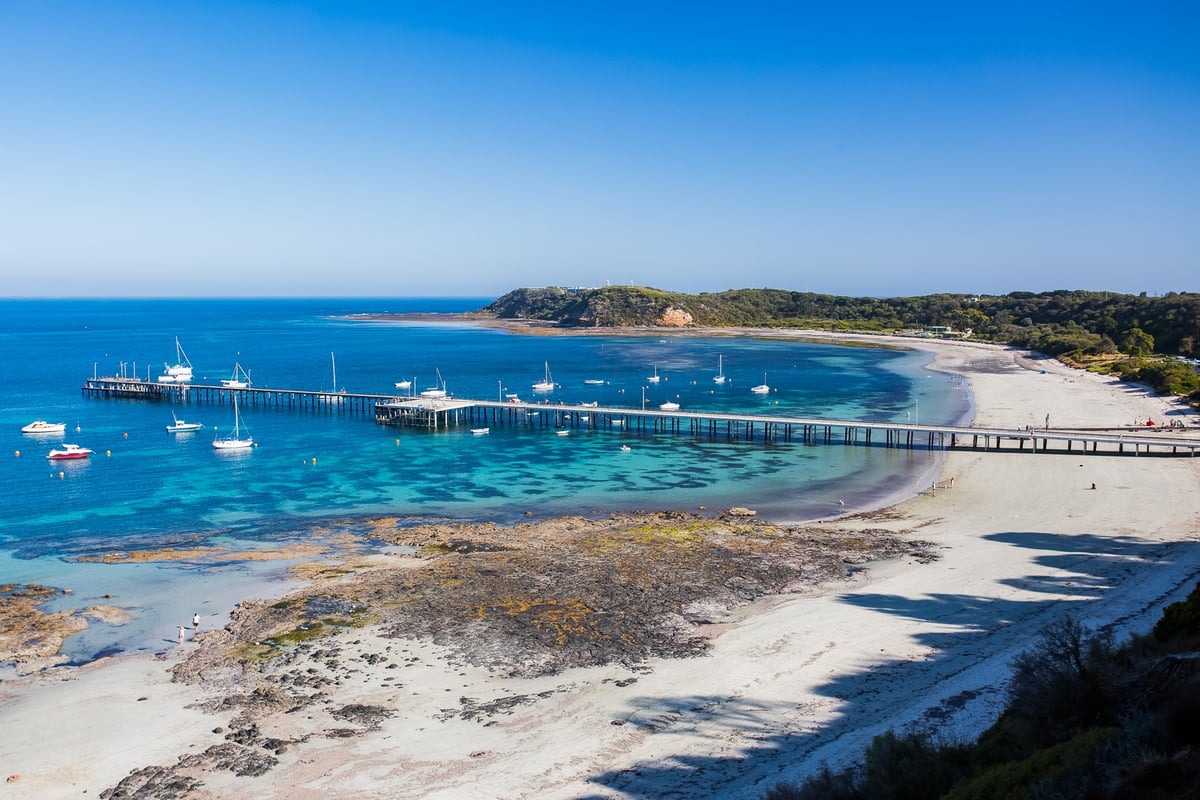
[2,337,1198,799]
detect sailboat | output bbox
[419,368,448,399]
[532,362,555,392]
[212,395,253,450]
[712,354,726,384]
[393,378,412,390]
[647,364,661,383]
[220,362,252,388]
[750,372,770,394]
[166,410,203,433]
[157,337,194,383]
[323,352,347,403]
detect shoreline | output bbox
[3,330,1199,798]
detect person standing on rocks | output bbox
[193,613,200,630]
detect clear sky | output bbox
[2,1,1197,298]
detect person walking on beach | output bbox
[177,625,186,644]
[193,613,200,630]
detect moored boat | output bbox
[166,411,203,433]
[419,368,448,399]
[647,364,661,383]
[750,372,770,394]
[471,427,490,435]
[220,362,252,388]
[532,362,555,392]
[713,354,726,384]
[212,395,253,450]
[46,443,93,460]
[659,401,681,411]
[157,336,194,383]
[22,420,66,434]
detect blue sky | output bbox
[2,1,1197,298]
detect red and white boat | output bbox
[46,443,94,460]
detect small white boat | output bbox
[532,362,555,392]
[394,379,412,390]
[647,364,660,384]
[212,396,253,450]
[166,411,203,433]
[620,444,631,452]
[750,373,770,395]
[46,443,93,460]
[659,401,680,411]
[713,354,726,384]
[220,362,252,389]
[506,393,521,403]
[22,420,66,434]
[555,429,570,436]
[471,427,490,435]
[583,379,605,386]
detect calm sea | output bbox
[0,298,971,664]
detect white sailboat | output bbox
[212,395,253,450]
[419,368,448,399]
[750,372,770,394]
[323,352,347,403]
[532,362,555,392]
[220,362,252,388]
[157,337,194,383]
[712,354,726,384]
[647,364,660,383]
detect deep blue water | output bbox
[0,298,971,662]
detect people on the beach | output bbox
[177,625,186,644]
[193,613,200,630]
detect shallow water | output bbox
[0,298,971,662]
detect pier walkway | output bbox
[82,376,1200,457]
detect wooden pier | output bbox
[82,377,1200,457]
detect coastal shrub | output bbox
[1152,581,1200,645]
[939,726,1119,800]
[1004,616,1116,748]
[1134,360,1200,396]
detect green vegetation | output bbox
[762,584,1200,799]
[479,287,1200,401]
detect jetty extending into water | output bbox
[81,376,1200,457]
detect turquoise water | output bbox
[0,298,971,663]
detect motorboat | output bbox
[157,336,194,383]
[555,429,570,436]
[394,379,412,390]
[750,373,770,395]
[532,362,555,392]
[583,379,605,386]
[22,420,66,434]
[471,427,490,435]
[166,410,203,433]
[713,354,726,384]
[220,362,252,389]
[46,443,93,460]
[620,444,632,452]
[659,401,681,411]
[212,395,253,450]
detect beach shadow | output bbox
[584,530,1200,798]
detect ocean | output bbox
[0,298,971,665]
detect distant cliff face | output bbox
[478,287,700,328]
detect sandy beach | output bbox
[3,334,1199,799]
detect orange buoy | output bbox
[106,450,111,456]
[59,471,65,479]
[14,450,19,458]
[123,432,128,439]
